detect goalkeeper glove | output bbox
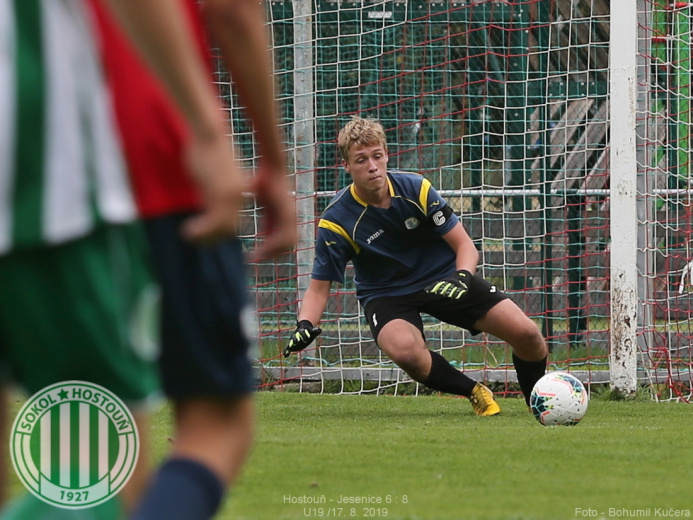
[425,269,472,300]
[283,320,322,357]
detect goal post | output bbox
[609,0,639,397]
[292,0,317,358]
[223,0,692,402]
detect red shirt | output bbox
[88,0,213,217]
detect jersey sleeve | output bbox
[419,177,459,235]
[311,220,357,283]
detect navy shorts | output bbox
[144,214,254,399]
[363,273,508,344]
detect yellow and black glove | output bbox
[425,269,472,300]
[283,320,322,357]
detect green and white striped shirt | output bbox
[0,0,136,254]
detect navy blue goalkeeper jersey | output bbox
[312,171,459,305]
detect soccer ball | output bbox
[530,372,589,426]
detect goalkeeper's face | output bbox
[343,144,389,193]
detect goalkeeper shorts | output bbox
[144,213,255,399]
[364,273,508,344]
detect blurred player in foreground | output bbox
[0,0,294,519]
[0,2,160,518]
[92,1,295,519]
[284,117,547,415]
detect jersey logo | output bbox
[366,229,385,245]
[430,201,441,207]
[372,313,378,327]
[405,217,420,230]
[325,241,337,246]
[432,210,446,226]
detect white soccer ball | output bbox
[530,372,589,426]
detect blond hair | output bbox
[337,117,387,161]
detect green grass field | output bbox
[6,392,693,520]
[206,394,692,520]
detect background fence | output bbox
[214,0,692,401]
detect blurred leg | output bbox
[131,396,253,520]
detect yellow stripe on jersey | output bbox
[419,177,432,213]
[318,219,361,253]
[349,184,367,207]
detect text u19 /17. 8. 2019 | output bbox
[303,507,389,517]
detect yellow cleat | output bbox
[469,383,501,416]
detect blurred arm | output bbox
[202,0,297,259]
[103,0,242,242]
[204,0,284,171]
[104,0,224,142]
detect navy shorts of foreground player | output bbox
[144,213,255,398]
[364,272,508,344]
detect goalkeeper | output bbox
[285,117,548,415]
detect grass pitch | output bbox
[218,393,691,520]
[6,392,693,520]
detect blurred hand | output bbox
[249,162,297,261]
[181,135,245,244]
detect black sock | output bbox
[131,458,224,520]
[513,353,547,405]
[423,351,477,397]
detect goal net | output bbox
[216,0,692,401]
[637,0,692,401]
